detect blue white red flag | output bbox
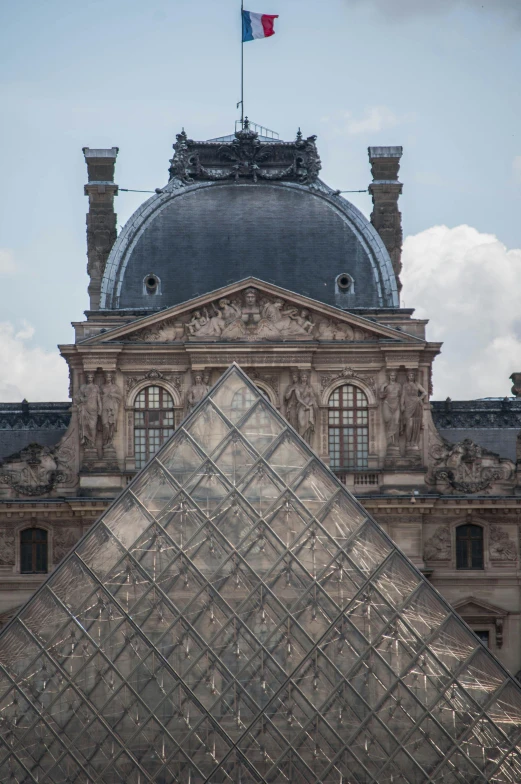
[242,10,278,42]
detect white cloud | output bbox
[0,322,69,401]
[0,249,16,276]
[401,225,521,399]
[513,155,521,183]
[321,106,411,137]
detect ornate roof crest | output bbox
[168,120,322,185]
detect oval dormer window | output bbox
[336,273,353,291]
[143,274,161,295]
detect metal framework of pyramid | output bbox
[1,366,521,784]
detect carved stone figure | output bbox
[424,526,451,561]
[401,371,427,455]
[241,288,262,327]
[187,373,210,413]
[284,371,301,430]
[315,319,337,340]
[75,373,102,447]
[101,373,123,448]
[295,372,318,446]
[380,372,402,456]
[489,526,517,561]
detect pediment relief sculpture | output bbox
[121,287,373,344]
[427,436,515,494]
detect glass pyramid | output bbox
[1,365,521,784]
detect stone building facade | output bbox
[1,122,521,679]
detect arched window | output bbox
[20,528,48,574]
[456,524,484,570]
[231,386,270,420]
[134,386,174,468]
[328,385,368,471]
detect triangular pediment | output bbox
[453,596,508,619]
[83,278,422,345]
[0,364,520,784]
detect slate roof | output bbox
[0,402,71,460]
[100,130,398,313]
[431,398,521,462]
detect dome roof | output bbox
[100,132,398,311]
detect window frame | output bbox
[327,383,369,471]
[20,527,48,574]
[133,385,175,469]
[455,523,484,570]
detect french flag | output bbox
[242,10,279,42]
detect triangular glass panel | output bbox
[1,364,521,783]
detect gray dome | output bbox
[101,180,398,311]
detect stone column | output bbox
[83,147,119,311]
[368,146,403,292]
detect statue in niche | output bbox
[380,372,402,456]
[284,370,301,430]
[401,371,427,454]
[187,373,210,413]
[101,373,123,448]
[295,372,318,445]
[75,373,102,448]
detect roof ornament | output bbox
[168,124,322,186]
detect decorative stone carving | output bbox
[401,371,427,457]
[424,526,451,561]
[0,444,60,496]
[75,373,101,448]
[489,526,517,561]
[245,369,279,401]
[101,373,123,448]
[126,370,183,393]
[0,529,15,565]
[186,373,210,414]
[510,372,521,397]
[284,370,301,430]
[169,122,321,186]
[380,372,402,457]
[320,367,377,394]
[53,528,79,564]
[427,437,515,494]
[295,372,318,446]
[122,288,372,344]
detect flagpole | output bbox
[241,0,244,127]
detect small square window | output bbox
[474,630,489,647]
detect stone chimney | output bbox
[368,146,403,293]
[83,147,119,310]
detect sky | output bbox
[1,0,520,401]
